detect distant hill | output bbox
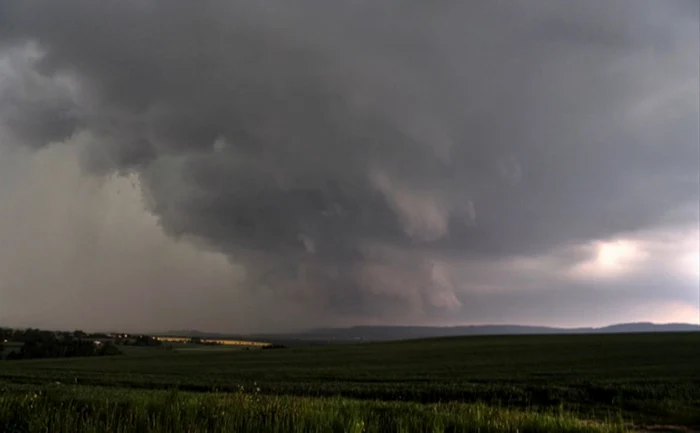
[164,322,699,343]
[277,322,699,341]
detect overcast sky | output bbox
[0,0,698,333]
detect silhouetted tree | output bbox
[262,344,287,350]
[134,335,162,347]
[1,327,125,361]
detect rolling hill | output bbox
[164,321,699,343]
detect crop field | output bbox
[154,336,270,347]
[1,332,698,432]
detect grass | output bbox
[0,385,627,433]
[1,332,698,431]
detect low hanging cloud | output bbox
[0,0,697,331]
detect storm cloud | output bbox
[0,0,698,331]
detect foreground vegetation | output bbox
[0,332,698,431]
[0,384,626,433]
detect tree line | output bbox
[0,328,126,360]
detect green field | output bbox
[1,332,698,432]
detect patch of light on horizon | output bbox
[626,301,700,326]
[681,251,700,280]
[654,227,700,284]
[569,238,650,280]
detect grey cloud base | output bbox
[0,0,697,323]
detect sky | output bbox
[0,0,698,333]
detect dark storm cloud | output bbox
[0,0,698,317]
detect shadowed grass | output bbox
[0,385,628,433]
